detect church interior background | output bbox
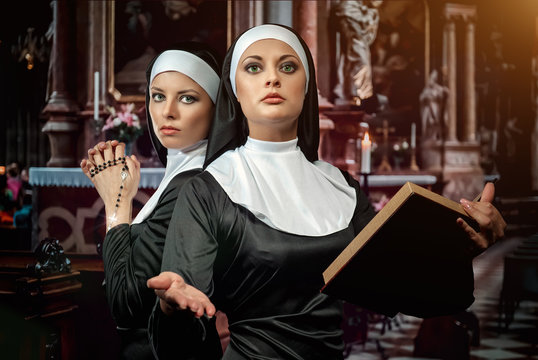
[0,1,537,359]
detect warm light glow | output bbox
[363,132,370,143]
[25,53,34,70]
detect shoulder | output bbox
[175,171,226,202]
[167,168,204,188]
[313,160,359,187]
[205,149,240,175]
[173,171,230,221]
[158,169,204,203]
[186,171,225,194]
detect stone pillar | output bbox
[294,1,336,162]
[294,1,318,71]
[446,20,457,142]
[463,19,477,142]
[442,3,483,201]
[42,0,79,167]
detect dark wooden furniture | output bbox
[0,251,120,359]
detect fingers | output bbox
[100,141,115,163]
[150,272,215,318]
[92,142,105,166]
[124,154,140,177]
[85,140,131,178]
[87,148,98,167]
[202,300,216,318]
[115,142,126,160]
[457,217,488,250]
[147,271,182,290]
[80,159,93,180]
[460,199,492,229]
[460,195,506,251]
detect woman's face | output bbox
[235,39,306,140]
[149,71,213,149]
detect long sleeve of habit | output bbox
[102,170,202,329]
[148,174,224,359]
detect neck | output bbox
[247,120,298,142]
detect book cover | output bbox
[322,182,478,318]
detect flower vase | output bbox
[124,142,133,156]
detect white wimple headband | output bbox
[150,50,220,103]
[229,24,310,97]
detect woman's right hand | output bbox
[147,272,216,319]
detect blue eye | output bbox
[180,95,197,104]
[152,93,165,102]
[281,62,297,73]
[246,64,262,73]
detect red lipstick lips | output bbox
[160,125,180,135]
[262,93,284,104]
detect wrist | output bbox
[104,163,132,231]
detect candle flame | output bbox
[364,132,370,141]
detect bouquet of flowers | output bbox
[102,103,143,143]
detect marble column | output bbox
[42,0,79,167]
[463,21,477,142]
[293,1,335,162]
[294,0,317,71]
[441,3,483,201]
[446,20,457,142]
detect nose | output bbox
[162,100,178,120]
[265,68,281,88]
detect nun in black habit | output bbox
[147,24,506,359]
[81,42,222,359]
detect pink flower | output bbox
[118,112,134,127]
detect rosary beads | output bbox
[90,156,126,177]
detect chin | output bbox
[161,139,182,149]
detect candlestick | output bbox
[411,122,416,149]
[361,132,372,174]
[410,147,419,171]
[94,71,99,121]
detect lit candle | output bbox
[94,71,99,121]
[411,122,416,149]
[361,132,372,174]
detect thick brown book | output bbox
[322,182,479,318]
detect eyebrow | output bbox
[150,86,201,95]
[241,54,299,64]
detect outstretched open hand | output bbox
[458,182,507,256]
[147,272,216,319]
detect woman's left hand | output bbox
[147,272,216,319]
[457,182,507,256]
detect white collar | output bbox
[206,137,356,236]
[132,140,207,224]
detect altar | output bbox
[28,167,441,254]
[29,167,165,254]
